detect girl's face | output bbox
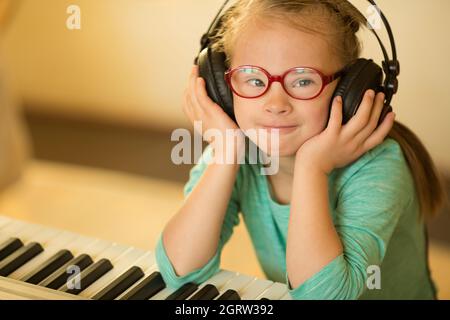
[231,19,343,157]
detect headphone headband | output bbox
[196,0,400,106]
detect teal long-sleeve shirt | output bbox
[155,138,437,299]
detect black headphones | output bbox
[194,0,399,126]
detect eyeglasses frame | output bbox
[224,65,346,100]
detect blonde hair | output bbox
[211,0,447,220]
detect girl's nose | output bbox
[263,82,292,115]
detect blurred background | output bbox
[0,0,449,299]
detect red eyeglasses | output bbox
[225,65,345,100]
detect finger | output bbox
[188,66,203,115]
[182,89,194,122]
[355,91,386,142]
[327,95,343,132]
[363,112,396,151]
[346,89,376,134]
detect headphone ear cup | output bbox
[197,47,235,122]
[332,58,384,125]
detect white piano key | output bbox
[0,220,29,242]
[199,270,237,290]
[128,251,156,272]
[240,278,274,300]
[255,282,289,300]
[214,273,256,299]
[95,243,131,261]
[66,237,111,258]
[80,247,149,298]
[2,223,47,244]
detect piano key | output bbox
[119,271,166,300]
[33,236,111,289]
[255,282,289,300]
[148,269,236,301]
[216,289,241,300]
[114,253,158,299]
[165,282,198,300]
[180,269,236,300]
[239,278,274,300]
[147,285,175,300]
[213,273,255,300]
[7,228,65,279]
[11,231,80,280]
[0,223,47,244]
[0,242,44,276]
[49,242,130,295]
[0,228,48,273]
[80,247,150,298]
[91,243,132,262]
[70,238,111,257]
[91,266,144,300]
[188,284,220,300]
[21,249,74,284]
[0,221,29,243]
[59,258,113,295]
[38,254,93,289]
[0,237,23,261]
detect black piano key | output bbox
[21,249,74,284]
[0,238,24,262]
[120,271,166,300]
[0,242,44,276]
[188,284,220,300]
[59,258,113,295]
[165,282,198,300]
[38,254,93,289]
[92,266,145,300]
[216,289,241,300]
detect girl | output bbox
[156,0,447,299]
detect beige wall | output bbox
[2,0,450,170]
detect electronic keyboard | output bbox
[0,215,291,300]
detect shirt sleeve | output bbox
[287,139,414,300]
[155,144,241,289]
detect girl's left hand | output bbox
[295,89,396,175]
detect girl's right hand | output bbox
[182,65,241,144]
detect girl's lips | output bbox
[261,125,298,134]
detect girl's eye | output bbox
[247,78,266,87]
[293,79,314,87]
